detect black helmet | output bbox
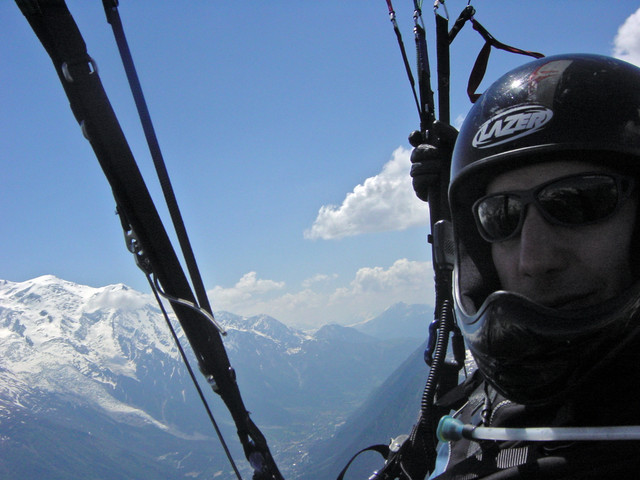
[449,54,640,405]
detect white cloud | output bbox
[301,273,338,289]
[304,147,429,240]
[454,114,466,131]
[348,258,431,295]
[208,259,435,330]
[613,8,640,66]
[208,271,284,312]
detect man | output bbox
[417,54,640,479]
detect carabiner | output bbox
[434,0,449,21]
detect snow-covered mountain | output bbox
[0,275,428,479]
[0,276,180,429]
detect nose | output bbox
[517,205,569,277]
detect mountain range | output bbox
[0,275,436,479]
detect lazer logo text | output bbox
[472,105,553,149]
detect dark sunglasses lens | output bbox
[476,194,522,241]
[538,176,618,224]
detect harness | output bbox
[430,377,640,480]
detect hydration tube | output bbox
[437,415,640,443]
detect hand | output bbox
[409,122,458,202]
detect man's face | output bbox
[488,160,637,309]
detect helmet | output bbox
[449,54,640,405]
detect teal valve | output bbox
[437,415,474,442]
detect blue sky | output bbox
[3,1,640,329]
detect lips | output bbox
[542,291,598,310]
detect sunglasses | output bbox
[472,172,635,243]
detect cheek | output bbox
[491,242,516,287]
[580,207,636,287]
[579,238,632,296]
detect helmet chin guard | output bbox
[458,284,640,405]
[449,54,640,404]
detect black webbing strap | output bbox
[448,5,474,44]
[15,2,283,479]
[413,9,436,132]
[435,13,450,125]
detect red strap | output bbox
[467,19,544,103]
[385,0,395,16]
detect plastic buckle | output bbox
[61,56,98,83]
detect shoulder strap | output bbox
[336,444,391,480]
